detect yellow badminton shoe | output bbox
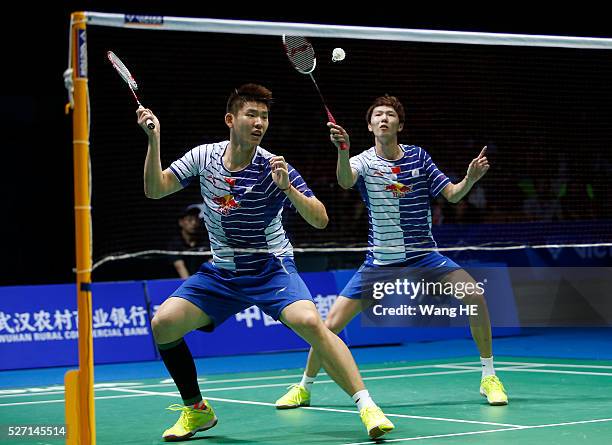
[275,384,311,409]
[162,401,218,441]
[359,406,395,439]
[480,375,508,405]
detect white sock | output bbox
[300,373,315,392]
[352,389,376,411]
[481,356,495,378]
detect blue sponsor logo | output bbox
[77,29,87,77]
[124,15,164,25]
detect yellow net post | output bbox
[65,11,96,445]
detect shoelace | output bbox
[166,404,192,430]
[483,376,506,391]
[166,404,211,430]
[166,404,192,413]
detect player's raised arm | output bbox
[137,107,182,199]
[329,122,358,189]
[441,146,490,203]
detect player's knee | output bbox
[151,312,175,341]
[294,311,323,332]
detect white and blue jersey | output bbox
[349,144,451,266]
[169,141,313,273]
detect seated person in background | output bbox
[168,204,210,279]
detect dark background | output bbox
[1,3,610,286]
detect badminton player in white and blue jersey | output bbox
[276,95,508,410]
[137,84,394,441]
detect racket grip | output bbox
[146,119,155,130]
[325,108,347,149]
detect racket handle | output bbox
[325,108,347,149]
[146,119,155,130]
[326,110,337,125]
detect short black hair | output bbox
[226,83,273,115]
[365,95,405,124]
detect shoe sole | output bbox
[163,417,218,442]
[369,425,394,439]
[275,402,310,410]
[480,390,508,406]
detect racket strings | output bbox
[283,36,316,74]
[107,51,139,90]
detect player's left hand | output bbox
[466,146,490,183]
[269,156,290,191]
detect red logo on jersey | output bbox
[391,166,401,174]
[224,177,236,187]
[385,182,412,198]
[212,194,240,215]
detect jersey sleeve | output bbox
[349,152,368,179]
[421,148,451,197]
[169,144,209,187]
[283,163,315,210]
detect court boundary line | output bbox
[3,359,612,400]
[0,369,478,406]
[341,417,612,444]
[106,387,526,428]
[441,364,612,377]
[3,374,612,443]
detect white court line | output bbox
[438,364,548,371]
[497,368,612,377]
[106,370,480,396]
[342,417,612,444]
[0,368,481,400]
[107,387,523,428]
[0,362,475,399]
[426,363,612,377]
[167,362,482,386]
[4,383,610,440]
[343,427,522,444]
[495,360,612,370]
[3,359,612,400]
[131,367,478,391]
[0,392,153,407]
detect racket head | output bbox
[107,51,139,90]
[282,35,317,74]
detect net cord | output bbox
[84,13,612,49]
[91,243,612,272]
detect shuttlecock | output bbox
[332,47,345,62]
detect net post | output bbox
[65,11,96,445]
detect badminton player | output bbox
[137,84,394,441]
[276,94,508,410]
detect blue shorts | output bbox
[340,252,461,300]
[172,257,312,330]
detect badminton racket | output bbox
[282,35,347,150]
[107,51,155,130]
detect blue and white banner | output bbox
[0,282,156,370]
[0,266,521,371]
